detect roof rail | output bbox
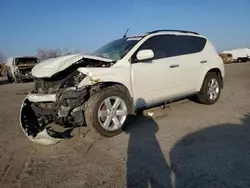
[147,30,199,35]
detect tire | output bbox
[85,86,134,137]
[14,77,21,83]
[197,72,221,105]
[242,58,248,62]
[7,74,13,83]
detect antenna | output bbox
[123,29,129,38]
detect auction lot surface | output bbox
[0,63,250,188]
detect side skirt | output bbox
[135,92,198,112]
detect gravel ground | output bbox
[0,62,250,188]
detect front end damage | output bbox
[20,55,114,145]
[14,57,39,82]
[20,88,88,145]
[15,65,35,81]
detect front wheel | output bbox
[197,72,221,105]
[7,74,13,83]
[14,76,22,83]
[85,86,133,137]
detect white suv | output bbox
[20,30,225,144]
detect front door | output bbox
[131,35,183,107]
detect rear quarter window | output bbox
[173,35,207,56]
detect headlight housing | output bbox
[62,71,85,88]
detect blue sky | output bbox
[1,0,250,57]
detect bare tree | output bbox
[0,52,6,64]
[61,49,79,56]
[36,49,79,61]
[36,49,62,61]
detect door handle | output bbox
[170,64,179,68]
[200,60,207,64]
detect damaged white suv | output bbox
[20,30,225,144]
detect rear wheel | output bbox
[242,58,248,62]
[197,72,221,105]
[85,86,133,137]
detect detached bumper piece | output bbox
[28,93,57,102]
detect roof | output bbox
[146,29,199,35]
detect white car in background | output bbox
[222,48,249,62]
[20,29,225,145]
[6,56,39,83]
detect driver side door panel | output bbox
[131,35,183,107]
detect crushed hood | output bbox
[31,54,113,78]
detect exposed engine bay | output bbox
[20,57,114,144]
[14,57,38,81]
[15,66,33,77]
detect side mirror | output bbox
[136,49,154,61]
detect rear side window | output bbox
[173,35,207,56]
[134,35,175,60]
[132,34,207,63]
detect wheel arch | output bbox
[88,81,135,110]
[102,81,133,95]
[198,68,223,91]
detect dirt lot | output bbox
[0,63,250,188]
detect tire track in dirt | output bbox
[0,144,32,188]
[0,83,34,188]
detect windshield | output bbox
[92,37,143,61]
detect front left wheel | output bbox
[85,86,133,137]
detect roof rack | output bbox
[147,30,199,35]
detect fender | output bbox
[197,66,224,92]
[77,65,135,100]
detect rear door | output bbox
[172,35,207,93]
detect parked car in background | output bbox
[19,29,225,145]
[6,56,39,83]
[221,48,249,62]
[247,48,250,60]
[219,53,233,64]
[0,63,7,76]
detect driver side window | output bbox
[131,35,175,63]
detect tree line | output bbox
[0,49,79,63]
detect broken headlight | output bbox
[62,71,85,88]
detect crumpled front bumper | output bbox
[19,94,64,145]
[20,86,88,145]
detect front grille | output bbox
[34,79,61,94]
[19,68,32,75]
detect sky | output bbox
[0,0,250,57]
